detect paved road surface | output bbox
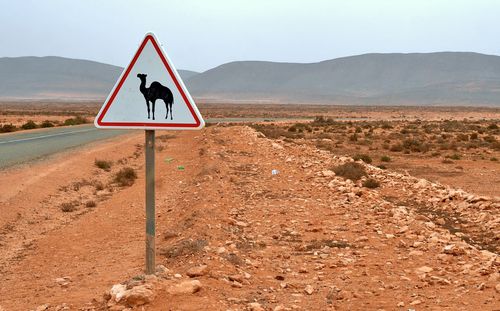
[0,117,316,169]
[0,125,129,168]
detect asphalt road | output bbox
[0,125,129,168]
[0,117,315,169]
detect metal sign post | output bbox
[94,32,204,275]
[145,130,155,274]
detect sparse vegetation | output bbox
[380,155,391,162]
[94,159,112,171]
[60,201,78,212]
[21,120,37,130]
[161,239,208,258]
[333,162,367,181]
[85,201,97,208]
[363,178,380,189]
[64,116,88,126]
[114,167,137,186]
[0,123,16,133]
[353,154,372,164]
[40,120,55,128]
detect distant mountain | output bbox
[1,53,500,106]
[187,52,500,106]
[0,56,198,100]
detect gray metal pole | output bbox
[145,130,155,274]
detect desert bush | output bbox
[161,239,208,258]
[353,154,372,164]
[487,123,498,130]
[64,116,88,126]
[381,122,393,129]
[40,120,55,128]
[0,123,16,133]
[446,153,461,160]
[349,133,358,142]
[21,120,37,130]
[490,157,498,162]
[377,164,387,169]
[94,159,112,171]
[333,162,367,181]
[380,155,391,162]
[85,201,97,208]
[94,181,105,191]
[390,143,403,152]
[114,167,137,186]
[469,132,478,140]
[362,178,380,189]
[60,202,78,212]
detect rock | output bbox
[322,170,335,177]
[123,285,155,306]
[274,305,286,311]
[35,304,50,311]
[410,299,422,305]
[495,283,500,293]
[443,244,466,256]
[397,301,405,307]
[248,302,264,311]
[415,266,433,275]
[235,221,249,227]
[110,284,128,302]
[55,276,71,287]
[304,284,314,295]
[168,280,202,295]
[186,265,208,277]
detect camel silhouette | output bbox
[137,73,174,120]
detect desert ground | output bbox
[0,103,499,311]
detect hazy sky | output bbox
[0,0,498,72]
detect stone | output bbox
[123,285,155,306]
[55,277,71,287]
[415,266,433,275]
[443,244,466,256]
[495,283,500,293]
[304,284,314,295]
[168,280,202,295]
[110,284,128,302]
[322,170,335,177]
[186,265,208,278]
[248,302,264,311]
[410,299,422,305]
[35,304,50,311]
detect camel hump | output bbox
[150,81,165,88]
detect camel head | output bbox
[137,73,147,80]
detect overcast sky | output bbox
[0,0,498,72]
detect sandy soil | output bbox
[0,125,498,311]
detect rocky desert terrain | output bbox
[0,117,498,310]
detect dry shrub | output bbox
[353,154,372,164]
[363,178,380,189]
[95,159,112,171]
[114,167,137,186]
[161,239,207,258]
[333,162,367,181]
[60,202,78,212]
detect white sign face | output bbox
[95,32,204,130]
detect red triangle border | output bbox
[96,34,201,128]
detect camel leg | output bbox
[146,100,150,119]
[164,100,169,119]
[152,100,156,120]
[169,103,173,120]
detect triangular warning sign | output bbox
[95,32,204,130]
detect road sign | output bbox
[95,32,204,130]
[95,32,205,275]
